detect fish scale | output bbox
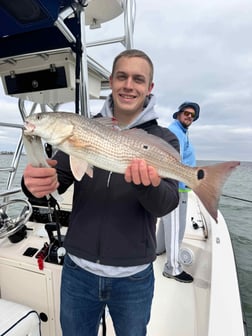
[74,120,181,177]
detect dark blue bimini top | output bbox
[0,0,74,37]
[0,0,77,58]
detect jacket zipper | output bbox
[96,171,112,263]
[107,171,112,188]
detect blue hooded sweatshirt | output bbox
[168,120,196,191]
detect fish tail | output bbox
[193,161,240,222]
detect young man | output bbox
[22,49,179,336]
[156,101,200,283]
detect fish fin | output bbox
[86,165,94,178]
[122,128,180,160]
[192,161,240,222]
[57,124,75,140]
[94,117,119,129]
[23,133,50,168]
[23,133,63,201]
[70,156,93,181]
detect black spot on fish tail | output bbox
[192,161,240,222]
[197,169,204,180]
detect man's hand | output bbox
[124,159,161,187]
[23,159,59,198]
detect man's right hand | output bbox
[23,159,59,198]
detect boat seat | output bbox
[0,299,40,335]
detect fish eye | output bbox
[197,169,204,180]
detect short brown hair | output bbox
[111,49,154,85]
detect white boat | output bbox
[0,1,247,335]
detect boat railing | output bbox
[0,121,24,204]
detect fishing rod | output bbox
[221,194,252,203]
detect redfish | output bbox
[23,112,240,221]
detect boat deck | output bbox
[149,254,196,335]
[99,252,206,336]
[98,208,210,336]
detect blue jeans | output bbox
[60,254,154,336]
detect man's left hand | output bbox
[124,159,161,187]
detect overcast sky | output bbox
[0,0,252,162]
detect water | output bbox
[1,155,252,335]
[0,154,28,195]
[222,163,252,336]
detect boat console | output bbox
[0,195,71,335]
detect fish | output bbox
[23,111,240,222]
[22,132,62,202]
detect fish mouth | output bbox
[23,121,35,134]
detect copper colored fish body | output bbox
[23,112,240,222]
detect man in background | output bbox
[156,101,200,283]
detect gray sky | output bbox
[0,0,252,161]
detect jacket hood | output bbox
[100,93,159,129]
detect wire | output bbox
[221,194,252,203]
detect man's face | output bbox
[177,107,195,128]
[109,56,154,120]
